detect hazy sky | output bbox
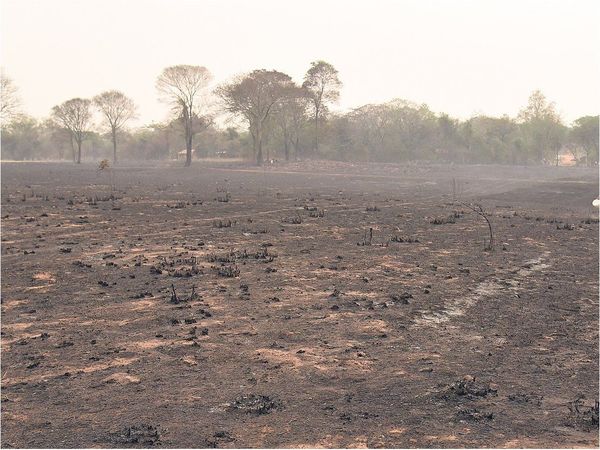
[1,0,599,126]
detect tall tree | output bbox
[93,90,136,164]
[1,72,21,126]
[276,85,309,161]
[467,115,520,164]
[0,115,40,160]
[386,99,437,160]
[347,103,393,161]
[437,113,462,161]
[302,60,342,154]
[156,65,212,166]
[216,69,294,165]
[51,98,92,164]
[43,119,72,160]
[517,90,564,163]
[571,116,599,166]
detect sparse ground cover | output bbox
[1,160,598,448]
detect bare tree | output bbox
[302,60,342,154]
[93,90,136,164]
[1,72,21,126]
[156,65,212,166]
[51,98,92,164]
[458,201,495,251]
[216,70,294,165]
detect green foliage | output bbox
[3,78,596,168]
[570,116,599,165]
[517,90,566,163]
[1,115,41,160]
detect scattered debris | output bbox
[114,424,160,446]
[441,377,497,400]
[389,292,412,304]
[457,407,494,422]
[358,228,373,246]
[231,395,279,415]
[567,397,599,431]
[213,265,240,278]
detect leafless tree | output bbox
[1,72,21,126]
[156,65,212,166]
[93,90,136,164]
[302,60,342,154]
[216,70,294,165]
[51,98,92,164]
[458,201,495,251]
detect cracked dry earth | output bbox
[1,161,598,448]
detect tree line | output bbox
[1,63,598,166]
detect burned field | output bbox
[1,161,598,448]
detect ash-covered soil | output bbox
[1,161,598,448]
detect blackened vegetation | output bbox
[457,202,494,250]
[281,213,303,224]
[358,228,373,246]
[430,217,451,225]
[213,264,240,278]
[213,219,236,228]
[557,223,576,230]
[86,193,120,205]
[149,255,201,277]
[440,377,497,401]
[252,247,275,262]
[169,284,199,304]
[73,260,92,268]
[231,395,279,415]
[356,227,388,247]
[567,398,599,431]
[456,408,494,422]
[241,225,268,234]
[166,201,187,209]
[207,247,276,265]
[130,291,153,299]
[239,283,250,300]
[308,208,325,218]
[207,251,237,263]
[508,393,543,405]
[390,235,419,243]
[113,424,161,446]
[170,266,202,277]
[212,431,234,443]
[215,187,231,203]
[582,217,600,224]
[1,163,598,448]
[431,210,464,225]
[389,292,412,305]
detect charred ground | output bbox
[1,161,598,448]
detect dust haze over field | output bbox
[1,0,599,449]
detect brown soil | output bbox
[1,161,598,448]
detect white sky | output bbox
[1,0,599,126]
